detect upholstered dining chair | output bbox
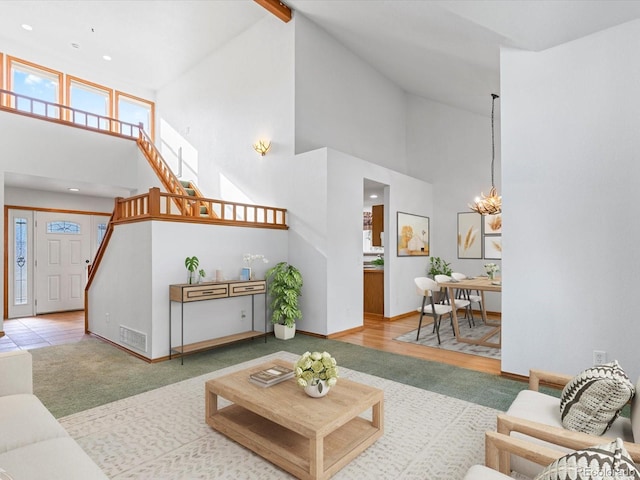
[434,274,472,327]
[451,271,483,325]
[414,277,454,344]
[497,366,640,478]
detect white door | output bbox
[35,212,91,313]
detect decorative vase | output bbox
[304,379,330,398]
[488,272,494,280]
[187,271,196,284]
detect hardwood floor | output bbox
[1,310,502,376]
[333,313,502,376]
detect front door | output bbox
[35,212,91,314]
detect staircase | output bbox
[180,180,209,216]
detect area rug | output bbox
[394,320,501,360]
[59,351,499,479]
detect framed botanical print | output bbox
[457,212,482,259]
[483,213,502,235]
[397,212,429,256]
[484,235,502,260]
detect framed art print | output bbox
[483,213,502,235]
[397,212,429,256]
[457,212,482,259]
[484,235,502,260]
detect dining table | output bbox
[436,276,502,348]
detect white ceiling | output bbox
[1,0,640,196]
[2,0,640,115]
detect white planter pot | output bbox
[274,323,296,340]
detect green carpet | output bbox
[32,334,534,418]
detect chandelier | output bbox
[469,94,501,215]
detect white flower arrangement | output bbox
[484,263,500,276]
[243,253,269,269]
[294,351,339,388]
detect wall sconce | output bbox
[253,140,271,156]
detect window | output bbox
[14,218,28,305]
[7,56,62,118]
[67,76,113,130]
[116,91,154,138]
[97,223,107,247]
[47,221,81,234]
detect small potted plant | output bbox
[265,261,303,340]
[484,263,500,280]
[294,351,338,397]
[198,268,206,283]
[185,256,199,284]
[428,256,452,278]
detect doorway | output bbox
[363,179,388,317]
[7,208,110,318]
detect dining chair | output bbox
[434,274,473,327]
[451,272,483,325]
[414,277,454,344]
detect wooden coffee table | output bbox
[205,358,384,479]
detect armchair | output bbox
[463,430,565,480]
[497,369,640,478]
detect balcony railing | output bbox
[115,188,288,229]
[0,88,141,138]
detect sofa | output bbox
[0,350,108,479]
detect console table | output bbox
[169,279,267,363]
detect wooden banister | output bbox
[113,188,288,229]
[0,88,141,139]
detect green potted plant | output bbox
[198,268,206,283]
[265,261,303,340]
[184,256,199,284]
[428,256,452,278]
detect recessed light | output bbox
[369,194,378,199]
[102,55,112,61]
[21,24,33,31]
[68,188,80,192]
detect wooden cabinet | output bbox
[169,280,267,363]
[372,204,384,247]
[363,269,384,316]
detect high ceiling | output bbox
[1,0,640,116]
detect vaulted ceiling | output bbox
[1,1,639,115]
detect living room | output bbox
[1,1,640,478]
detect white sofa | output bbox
[0,350,108,480]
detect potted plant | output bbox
[184,256,199,284]
[198,268,206,283]
[428,256,452,278]
[265,261,303,340]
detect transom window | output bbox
[8,57,62,118]
[67,76,112,130]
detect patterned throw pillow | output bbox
[534,438,639,480]
[560,361,635,435]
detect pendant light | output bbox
[469,94,501,215]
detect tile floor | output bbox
[0,311,88,352]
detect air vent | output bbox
[119,325,147,352]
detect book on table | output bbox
[249,365,295,387]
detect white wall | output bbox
[294,15,408,173]
[501,19,640,379]
[88,220,288,360]
[156,15,295,207]
[0,110,140,192]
